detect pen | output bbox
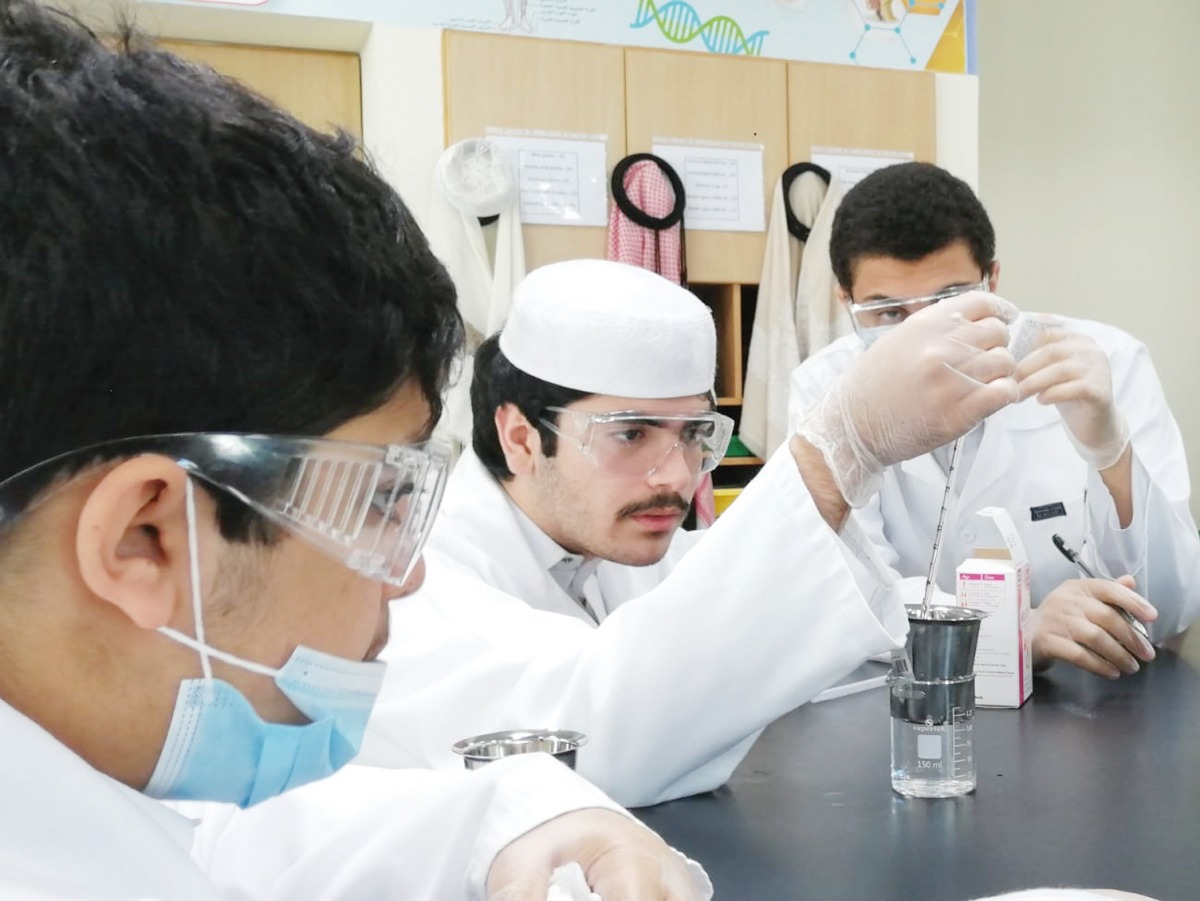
[1051,533,1151,642]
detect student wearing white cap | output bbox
[432,258,722,624]
[359,257,1022,806]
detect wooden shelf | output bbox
[719,456,764,467]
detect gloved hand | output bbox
[1014,319,1130,470]
[796,292,1019,507]
[487,808,706,900]
[1030,575,1157,679]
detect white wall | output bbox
[935,72,979,189]
[977,0,1200,520]
[359,25,445,229]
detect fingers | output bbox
[943,365,1020,425]
[488,876,548,901]
[947,344,1019,387]
[1035,610,1140,678]
[931,290,1019,326]
[1038,631,1134,680]
[1032,580,1157,678]
[588,850,699,901]
[1098,574,1157,621]
[1015,332,1110,401]
[487,809,700,901]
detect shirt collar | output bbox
[505,492,601,598]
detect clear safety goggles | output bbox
[0,433,451,587]
[539,407,734,478]
[847,278,989,336]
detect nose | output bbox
[384,555,426,602]
[647,443,698,494]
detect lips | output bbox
[630,510,684,531]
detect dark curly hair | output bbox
[829,162,995,292]
[470,334,590,481]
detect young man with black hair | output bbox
[0,2,706,896]
[790,161,1200,681]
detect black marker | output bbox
[1051,533,1151,642]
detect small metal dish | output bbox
[451,729,587,770]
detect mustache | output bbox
[618,493,691,519]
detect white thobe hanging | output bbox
[425,161,526,451]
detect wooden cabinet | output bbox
[157,40,362,139]
[443,32,625,271]
[624,49,788,286]
[786,62,936,163]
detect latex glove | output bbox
[486,808,707,901]
[1015,318,1130,470]
[796,291,1019,506]
[546,863,600,901]
[1030,576,1157,679]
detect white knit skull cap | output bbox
[436,138,516,218]
[498,260,716,398]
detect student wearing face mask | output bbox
[790,162,1200,682]
[0,4,708,897]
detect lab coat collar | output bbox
[500,471,604,616]
[435,450,592,617]
[509,487,589,580]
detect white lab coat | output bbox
[789,317,1200,641]
[0,696,663,899]
[359,444,911,807]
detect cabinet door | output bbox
[157,40,362,139]
[624,48,788,285]
[444,32,626,270]
[787,62,935,162]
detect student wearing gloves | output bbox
[362,257,1022,806]
[790,162,1200,680]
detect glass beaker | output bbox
[890,605,984,798]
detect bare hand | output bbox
[1031,576,1157,678]
[487,808,703,900]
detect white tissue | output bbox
[1009,314,1060,363]
[546,862,601,901]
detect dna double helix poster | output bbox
[168,0,975,73]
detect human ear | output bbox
[75,457,194,631]
[495,403,543,477]
[836,284,851,307]
[987,261,1001,293]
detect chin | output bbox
[607,541,672,568]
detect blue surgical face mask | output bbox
[856,324,894,347]
[143,479,387,808]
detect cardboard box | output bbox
[955,507,1032,708]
